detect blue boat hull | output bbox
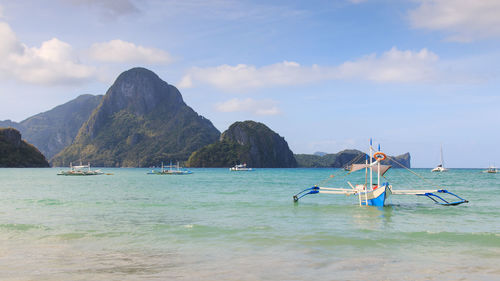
[361,191,387,206]
[360,184,390,206]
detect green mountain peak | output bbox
[187,120,297,168]
[52,67,220,167]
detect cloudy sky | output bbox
[0,0,499,167]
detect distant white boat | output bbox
[57,162,104,176]
[147,161,192,175]
[484,165,498,174]
[431,145,448,172]
[230,163,253,171]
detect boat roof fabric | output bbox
[350,164,391,176]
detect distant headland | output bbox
[0,128,49,167]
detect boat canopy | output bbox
[350,164,391,176]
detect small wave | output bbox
[91,231,130,238]
[0,223,46,232]
[51,232,88,240]
[405,231,500,246]
[36,198,65,206]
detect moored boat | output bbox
[147,161,192,175]
[484,166,498,173]
[57,162,104,176]
[431,145,448,172]
[293,139,468,207]
[230,163,253,171]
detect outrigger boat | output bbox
[147,161,193,175]
[230,163,253,171]
[57,162,104,176]
[484,165,498,173]
[293,140,468,207]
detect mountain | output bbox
[384,152,411,168]
[295,150,411,168]
[51,67,220,167]
[0,120,20,129]
[0,94,103,159]
[186,120,297,168]
[0,128,49,167]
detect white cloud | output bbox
[409,0,500,42]
[180,61,325,91]
[181,47,441,91]
[337,47,439,82]
[0,22,95,85]
[215,98,281,115]
[89,39,172,64]
[0,22,22,56]
[177,75,193,88]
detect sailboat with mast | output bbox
[293,139,468,206]
[431,145,448,172]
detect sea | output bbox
[0,167,498,280]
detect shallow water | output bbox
[0,168,498,280]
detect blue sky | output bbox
[0,0,499,168]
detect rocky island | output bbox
[187,121,297,168]
[295,150,411,168]
[0,128,49,167]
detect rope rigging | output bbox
[315,152,366,186]
[293,143,468,206]
[385,155,441,189]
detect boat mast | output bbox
[440,144,444,168]
[369,138,373,189]
[364,154,368,187]
[377,144,381,188]
[367,139,373,204]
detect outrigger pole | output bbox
[293,186,468,206]
[392,189,468,205]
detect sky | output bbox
[0,0,499,168]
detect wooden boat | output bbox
[57,162,104,176]
[484,166,498,173]
[147,162,192,175]
[293,140,467,206]
[230,163,253,171]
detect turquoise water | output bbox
[0,168,498,280]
